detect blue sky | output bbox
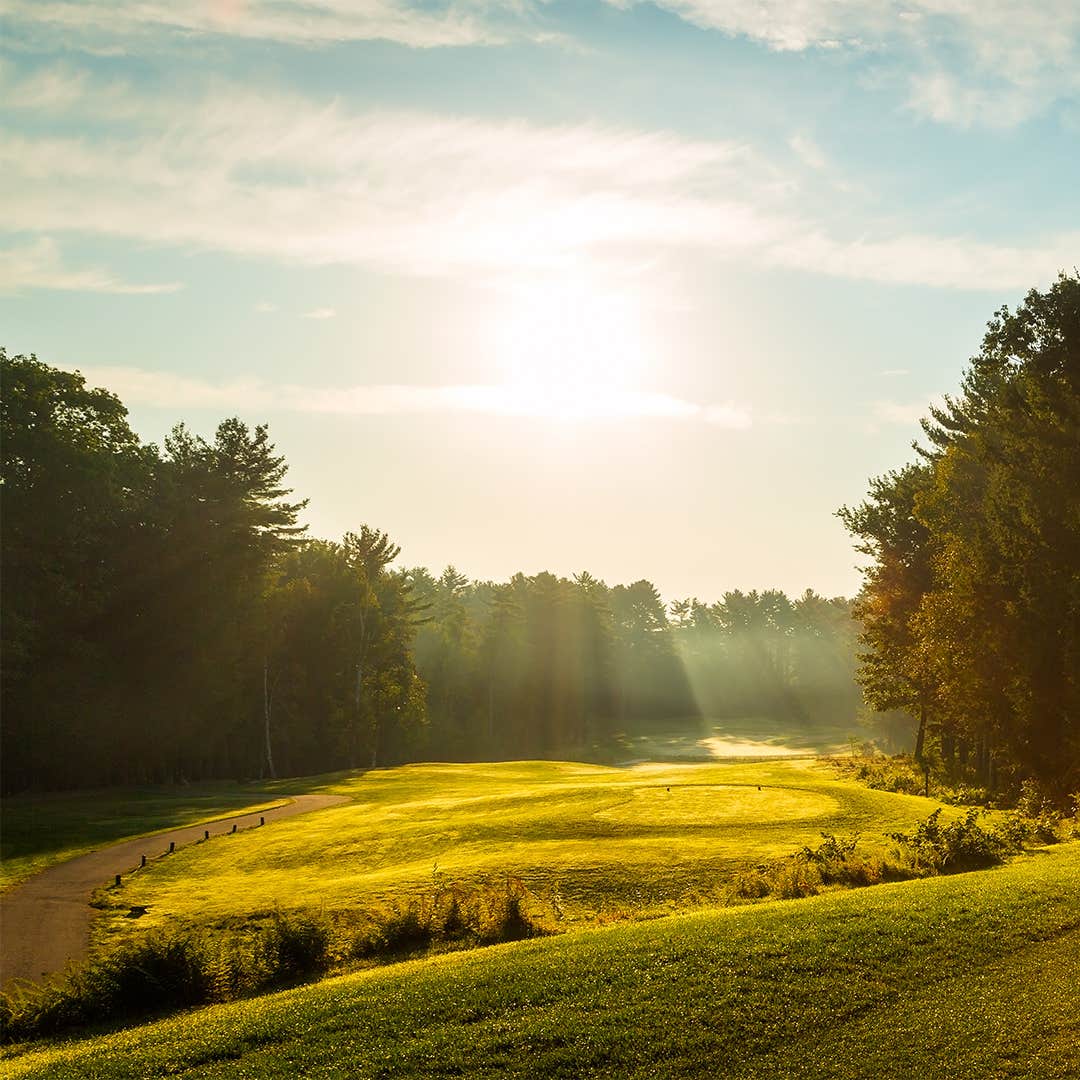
[2,1,1078,600]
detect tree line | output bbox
[840,274,1080,798]
[1,349,868,792]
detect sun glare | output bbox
[496,281,651,421]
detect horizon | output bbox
[3,1,1077,601]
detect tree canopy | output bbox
[840,273,1080,796]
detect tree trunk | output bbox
[914,700,927,761]
[263,655,276,780]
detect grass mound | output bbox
[4,842,1078,1078]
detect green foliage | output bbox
[840,274,1080,796]
[888,808,1010,873]
[352,877,547,959]
[1,879,548,1043]
[258,911,331,983]
[831,753,925,795]
[0,351,430,791]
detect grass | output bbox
[0,776,344,890]
[615,714,874,763]
[5,840,1077,1078]
[89,759,962,944]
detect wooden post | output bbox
[204,829,210,840]
[169,841,175,853]
[231,823,237,834]
[260,816,265,826]
[141,855,147,867]
[114,874,121,887]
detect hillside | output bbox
[6,840,1078,1078]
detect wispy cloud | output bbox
[612,1,1080,127]
[0,0,552,51]
[879,368,909,377]
[302,307,336,320]
[7,2,1078,128]
[0,237,181,294]
[61,364,754,427]
[1,71,1073,292]
[788,133,827,171]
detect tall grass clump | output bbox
[1,880,550,1043]
[350,876,546,959]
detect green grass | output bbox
[6,840,1078,1078]
[93,759,961,944]
[0,778,341,890]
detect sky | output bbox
[2,1,1078,602]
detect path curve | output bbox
[0,793,350,993]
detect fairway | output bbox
[95,759,953,941]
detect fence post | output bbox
[169,841,175,853]
[204,829,210,840]
[141,855,147,868]
[114,874,121,887]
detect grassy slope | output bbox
[95,759,956,939]
[8,841,1079,1078]
[0,773,351,889]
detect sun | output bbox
[495,279,651,421]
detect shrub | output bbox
[889,808,1010,873]
[259,911,332,982]
[476,877,538,943]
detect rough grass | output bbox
[91,759,963,943]
[5,841,1078,1078]
[0,782,322,890]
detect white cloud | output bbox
[0,0,549,51]
[61,364,754,427]
[0,236,181,294]
[254,300,276,312]
[611,1,1080,126]
[302,307,336,319]
[1,73,1072,292]
[789,133,827,171]
[6,1,1078,127]
[879,368,909,377]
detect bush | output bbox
[797,833,894,887]
[476,877,538,943]
[259,911,332,982]
[889,808,1010,873]
[1,930,215,1041]
[0,878,552,1044]
[829,754,924,795]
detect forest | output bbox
[1,348,861,791]
[840,274,1079,798]
[2,275,1077,796]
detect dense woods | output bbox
[1,349,861,792]
[4,277,1075,796]
[840,274,1080,797]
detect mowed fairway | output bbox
[8,841,1079,1079]
[98,759,954,937]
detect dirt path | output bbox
[0,793,350,993]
